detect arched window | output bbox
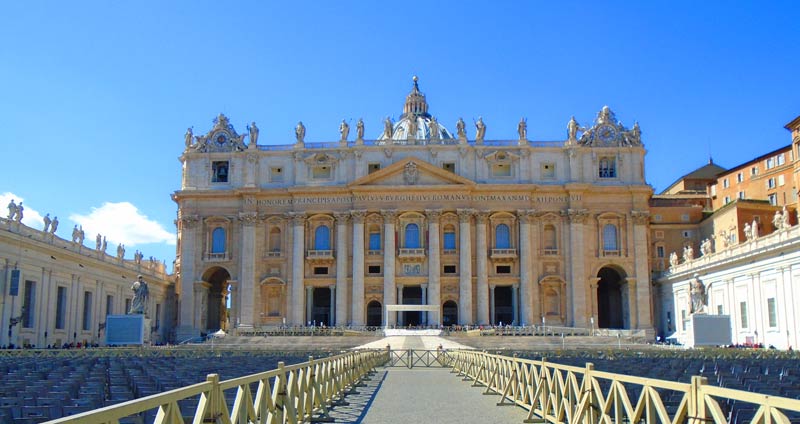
[269,228,281,252]
[603,224,618,251]
[211,227,226,253]
[599,157,616,178]
[404,223,420,248]
[543,224,557,251]
[314,225,331,250]
[443,225,456,250]
[495,224,510,249]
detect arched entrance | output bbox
[401,286,422,326]
[202,267,230,331]
[442,300,458,326]
[366,301,382,327]
[311,287,332,326]
[493,286,513,325]
[596,267,628,329]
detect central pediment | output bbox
[349,157,476,187]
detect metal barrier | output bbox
[449,350,800,424]
[46,349,388,424]
[386,349,452,368]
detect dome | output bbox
[377,76,454,143]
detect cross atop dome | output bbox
[403,75,430,118]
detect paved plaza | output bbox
[354,335,474,350]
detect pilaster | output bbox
[382,210,397,326]
[475,211,490,325]
[567,209,588,326]
[177,215,200,337]
[334,212,350,326]
[517,209,536,325]
[238,212,258,327]
[457,208,474,324]
[289,212,306,325]
[351,210,366,326]
[631,210,652,329]
[426,209,441,325]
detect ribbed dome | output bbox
[377,76,454,143]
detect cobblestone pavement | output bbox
[326,367,528,423]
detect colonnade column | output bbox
[631,210,652,329]
[351,210,366,326]
[426,209,441,326]
[177,215,200,336]
[382,210,397,326]
[239,212,258,328]
[475,211,490,325]
[512,283,519,325]
[397,285,404,326]
[457,208,474,324]
[517,209,535,326]
[567,209,588,326]
[489,284,496,325]
[289,212,306,326]
[329,286,336,326]
[334,212,350,326]
[421,283,428,326]
[305,286,313,325]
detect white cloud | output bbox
[0,192,46,230]
[69,202,176,247]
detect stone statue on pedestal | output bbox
[383,117,393,139]
[184,128,193,148]
[356,118,364,140]
[567,116,579,142]
[129,275,149,315]
[456,118,466,139]
[339,120,349,141]
[518,118,527,140]
[248,122,259,147]
[689,274,708,314]
[295,122,306,143]
[43,213,51,233]
[669,252,679,268]
[429,116,440,139]
[7,199,17,220]
[475,117,486,142]
[50,216,58,234]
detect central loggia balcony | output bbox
[306,250,334,261]
[205,252,230,261]
[398,248,426,260]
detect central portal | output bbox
[401,286,423,326]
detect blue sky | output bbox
[1,1,798,271]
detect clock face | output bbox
[597,125,617,144]
[216,134,227,145]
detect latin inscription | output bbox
[247,193,580,206]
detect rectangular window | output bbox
[313,267,328,275]
[312,166,332,179]
[270,167,284,182]
[751,166,758,176]
[739,301,748,329]
[211,161,229,183]
[710,185,716,196]
[737,172,743,183]
[82,291,93,331]
[653,214,662,222]
[654,230,664,239]
[598,157,616,178]
[443,265,457,274]
[767,298,777,328]
[724,196,731,204]
[443,232,456,250]
[491,163,511,177]
[367,265,381,274]
[442,162,455,173]
[766,158,774,169]
[125,298,132,314]
[738,191,745,199]
[768,193,778,205]
[369,232,381,251]
[56,287,67,330]
[722,178,729,188]
[656,245,665,258]
[717,304,724,315]
[368,163,381,174]
[681,213,690,222]
[541,163,555,179]
[681,310,687,331]
[682,230,692,238]
[22,280,35,328]
[496,265,511,274]
[778,175,785,186]
[767,178,776,189]
[106,295,114,316]
[777,154,785,166]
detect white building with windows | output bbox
[173,78,654,340]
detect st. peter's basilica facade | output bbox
[173,78,653,338]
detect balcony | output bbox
[306,250,334,262]
[441,249,457,256]
[543,248,559,256]
[601,249,620,257]
[205,252,230,261]
[490,248,518,260]
[265,250,283,258]
[367,250,383,256]
[398,248,426,261]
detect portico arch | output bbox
[596,265,629,329]
[201,266,231,331]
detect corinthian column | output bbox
[351,210,366,326]
[289,212,306,325]
[177,215,200,336]
[334,212,350,326]
[631,210,652,329]
[567,209,588,326]
[517,209,535,326]
[239,212,258,327]
[457,208,474,324]
[475,211,490,325]
[426,209,441,326]
[381,210,397,326]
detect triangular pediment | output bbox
[349,157,476,187]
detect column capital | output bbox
[625,277,637,288]
[329,285,336,290]
[565,208,589,224]
[588,276,601,290]
[333,211,351,224]
[239,212,259,226]
[397,284,405,290]
[475,210,491,224]
[631,210,650,225]
[381,209,397,223]
[306,285,314,292]
[516,209,537,223]
[512,283,520,289]
[180,214,201,229]
[457,208,475,223]
[287,211,306,225]
[421,283,428,289]
[425,209,442,221]
[489,284,497,289]
[351,210,367,223]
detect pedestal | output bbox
[686,314,732,348]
